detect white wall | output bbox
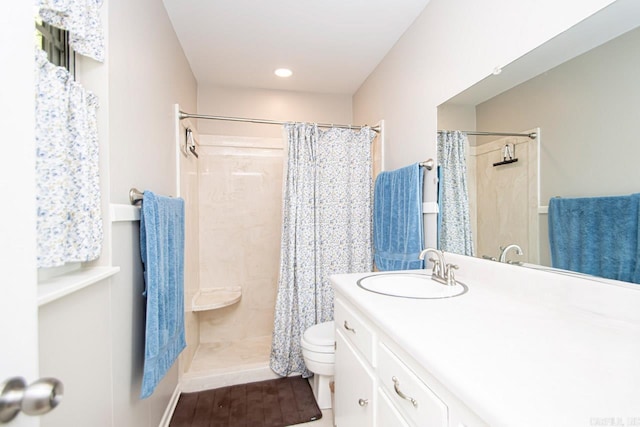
[109,1,197,203]
[353,0,617,249]
[197,84,353,138]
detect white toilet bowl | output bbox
[301,321,335,409]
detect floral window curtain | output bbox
[270,124,375,377]
[437,131,474,256]
[35,0,105,267]
[38,0,105,62]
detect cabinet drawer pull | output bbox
[343,320,356,333]
[358,398,369,407]
[392,376,418,408]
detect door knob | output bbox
[0,377,63,423]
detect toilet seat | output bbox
[301,321,335,353]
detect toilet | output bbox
[301,321,335,409]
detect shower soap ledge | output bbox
[192,287,242,311]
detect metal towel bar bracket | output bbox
[419,159,434,170]
[129,188,143,205]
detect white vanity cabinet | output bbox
[334,294,487,427]
[332,257,640,427]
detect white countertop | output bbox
[331,253,640,427]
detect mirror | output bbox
[437,0,640,282]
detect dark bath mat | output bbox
[169,375,322,427]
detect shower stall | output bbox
[179,130,285,392]
[175,105,383,392]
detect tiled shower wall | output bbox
[197,135,284,346]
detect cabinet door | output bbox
[377,388,412,427]
[334,330,375,427]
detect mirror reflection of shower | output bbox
[469,131,540,264]
[435,101,540,265]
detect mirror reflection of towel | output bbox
[548,193,640,284]
[373,163,424,271]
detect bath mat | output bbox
[169,375,322,427]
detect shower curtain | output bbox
[270,123,375,377]
[437,131,474,256]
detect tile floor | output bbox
[293,409,334,427]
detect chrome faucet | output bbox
[418,248,459,286]
[419,248,444,279]
[498,244,523,263]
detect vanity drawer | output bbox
[378,343,447,427]
[334,297,375,365]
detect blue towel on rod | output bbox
[139,190,186,399]
[548,193,640,284]
[374,163,425,270]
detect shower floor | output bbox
[181,335,280,393]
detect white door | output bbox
[0,2,41,426]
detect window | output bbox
[35,17,74,74]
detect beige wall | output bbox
[107,0,197,423]
[353,0,617,249]
[197,85,353,138]
[476,25,640,266]
[476,25,640,201]
[39,0,198,426]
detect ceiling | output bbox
[162,0,431,94]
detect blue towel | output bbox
[548,193,640,284]
[374,163,425,270]
[139,191,186,399]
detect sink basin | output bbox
[357,272,468,299]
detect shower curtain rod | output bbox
[179,111,381,133]
[438,130,537,139]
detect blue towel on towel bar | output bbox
[548,193,640,284]
[374,163,425,270]
[139,190,186,399]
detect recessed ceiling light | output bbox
[274,68,293,78]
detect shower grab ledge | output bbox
[192,287,242,312]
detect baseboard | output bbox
[181,364,280,393]
[158,384,181,427]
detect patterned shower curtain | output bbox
[270,123,375,377]
[437,131,474,256]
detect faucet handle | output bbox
[444,263,459,286]
[428,257,442,276]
